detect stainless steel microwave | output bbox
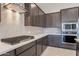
[62,23,78,31]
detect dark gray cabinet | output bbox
[24,3,39,26]
[48,35,62,47]
[62,43,76,50]
[24,3,46,27]
[24,3,32,26]
[18,45,36,56]
[31,3,46,27]
[46,12,61,28]
[31,3,39,26]
[38,8,42,27]
[1,41,37,56]
[1,36,48,56]
[76,43,79,56]
[16,41,36,56]
[46,14,53,27]
[36,38,43,56]
[38,8,46,27]
[42,14,46,27]
[36,36,48,56]
[42,36,48,52]
[61,8,78,22]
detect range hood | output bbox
[3,3,27,13]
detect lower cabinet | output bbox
[42,36,48,52]
[62,43,76,50]
[15,41,36,56]
[48,35,62,47]
[36,36,48,56]
[18,45,36,56]
[16,41,37,56]
[76,43,79,56]
[36,39,43,56]
[1,36,48,56]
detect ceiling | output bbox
[36,3,79,14]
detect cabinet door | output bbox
[46,14,53,27]
[36,36,48,56]
[24,3,46,27]
[38,9,42,27]
[36,42,42,56]
[42,14,46,27]
[48,35,62,47]
[38,9,45,27]
[24,3,32,26]
[46,12,61,28]
[24,13,32,26]
[31,3,39,26]
[16,41,36,55]
[76,43,79,56]
[19,45,36,56]
[24,3,39,26]
[61,8,78,22]
[42,36,48,52]
[52,12,61,28]
[36,39,43,56]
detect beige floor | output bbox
[41,46,76,56]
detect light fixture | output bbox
[3,3,28,14]
[31,3,36,8]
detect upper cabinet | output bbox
[24,3,31,26]
[24,3,46,27]
[46,12,61,28]
[38,8,46,27]
[31,3,39,26]
[61,8,78,23]
[31,3,46,27]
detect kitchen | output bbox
[0,3,79,56]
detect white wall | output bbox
[44,28,61,35]
[24,26,44,35]
[0,4,25,38]
[0,4,43,39]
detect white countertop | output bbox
[0,33,48,55]
[0,33,62,55]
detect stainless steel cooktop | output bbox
[1,35,34,45]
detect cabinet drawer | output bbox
[16,41,36,55]
[37,38,43,43]
[18,45,36,56]
[1,50,15,56]
[62,43,76,50]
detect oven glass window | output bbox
[63,35,76,43]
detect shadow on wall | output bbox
[0,4,25,39]
[0,4,44,39]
